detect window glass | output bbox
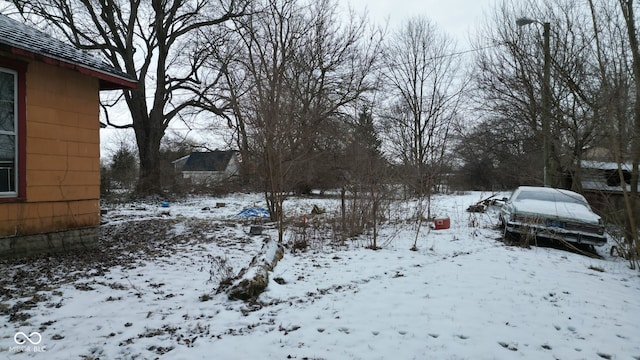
[516,190,586,206]
[0,71,15,131]
[0,69,16,195]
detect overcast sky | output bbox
[100,0,501,158]
[346,0,498,49]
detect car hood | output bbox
[513,199,601,224]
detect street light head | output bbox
[516,17,537,27]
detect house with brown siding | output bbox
[0,15,136,257]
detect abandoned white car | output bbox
[499,186,607,247]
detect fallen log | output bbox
[223,238,285,301]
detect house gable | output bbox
[175,151,240,185]
[0,15,136,258]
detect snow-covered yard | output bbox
[1,192,639,359]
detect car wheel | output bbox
[503,226,518,245]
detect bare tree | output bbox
[546,1,607,190]
[223,0,382,241]
[380,16,463,218]
[228,0,304,241]
[472,0,609,190]
[339,107,389,248]
[586,0,638,267]
[470,4,545,187]
[12,0,248,194]
[618,0,640,266]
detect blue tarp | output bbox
[237,207,270,219]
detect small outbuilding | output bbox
[580,160,638,223]
[0,15,137,257]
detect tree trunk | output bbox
[372,192,378,249]
[621,0,640,261]
[341,188,346,235]
[132,101,166,195]
[135,133,163,195]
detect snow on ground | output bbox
[1,191,639,360]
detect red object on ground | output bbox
[434,216,450,230]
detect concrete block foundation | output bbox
[0,227,98,258]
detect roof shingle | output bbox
[0,14,136,90]
[182,151,237,172]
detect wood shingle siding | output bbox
[0,14,136,257]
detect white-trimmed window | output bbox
[0,67,17,196]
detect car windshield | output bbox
[515,190,587,206]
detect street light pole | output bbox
[517,17,552,187]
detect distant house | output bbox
[0,15,137,257]
[173,151,240,185]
